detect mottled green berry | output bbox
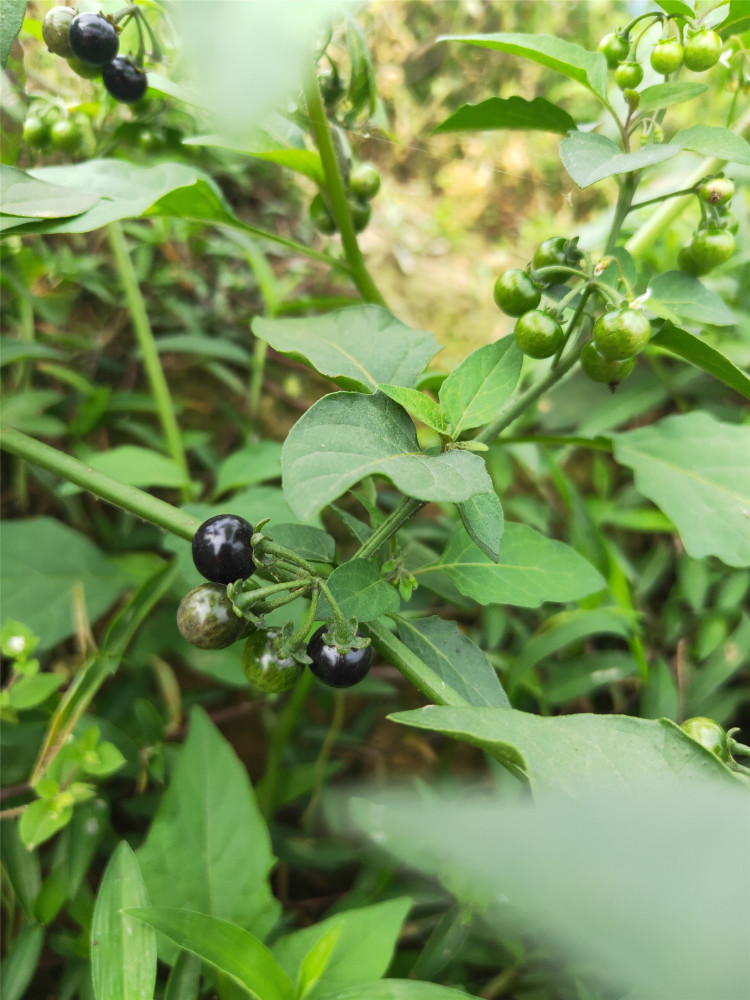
[177,583,245,650]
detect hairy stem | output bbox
[107,222,190,501]
[0,428,198,540]
[303,63,387,306]
[354,497,423,560]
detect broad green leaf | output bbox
[253,307,440,393]
[0,388,66,436]
[439,33,608,98]
[145,71,204,107]
[185,115,324,184]
[650,323,750,400]
[388,708,736,793]
[19,797,73,851]
[0,165,99,218]
[439,339,522,436]
[319,560,399,622]
[127,907,294,1000]
[0,923,44,1000]
[719,0,750,39]
[137,706,280,941]
[423,523,605,607]
[560,132,679,188]
[457,491,504,562]
[274,898,412,1000]
[317,983,486,1000]
[266,524,336,564]
[59,445,189,494]
[647,271,737,327]
[434,97,576,135]
[0,518,131,651]
[377,385,447,434]
[0,337,64,367]
[671,125,750,166]
[214,441,283,497]
[638,82,707,113]
[1,160,233,235]
[91,843,156,1000]
[297,923,342,1000]
[346,14,378,120]
[345,786,749,1000]
[7,673,63,710]
[282,392,493,521]
[612,412,750,567]
[0,37,24,167]
[394,615,509,707]
[656,0,694,14]
[163,951,202,1000]
[0,0,25,69]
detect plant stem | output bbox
[232,578,311,612]
[107,222,190,501]
[627,186,698,213]
[363,618,469,707]
[303,63,387,307]
[0,428,198,540]
[354,497,423,560]
[256,540,318,576]
[626,105,750,258]
[303,688,346,831]
[605,174,638,254]
[257,671,314,820]
[317,578,352,642]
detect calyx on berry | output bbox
[68,12,119,66]
[307,626,373,689]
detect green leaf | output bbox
[7,673,64,711]
[612,412,750,568]
[638,82,708,113]
[560,132,679,188]
[137,706,280,942]
[155,333,250,365]
[377,385,448,434]
[282,392,493,520]
[647,271,737,327]
[0,388,66,436]
[424,523,605,607]
[0,337,64,368]
[316,982,484,1000]
[127,907,294,1000]
[320,560,399,622]
[0,518,131,651]
[0,0,25,69]
[345,15,378,120]
[274,898,412,1000]
[19,798,73,851]
[266,524,336,564]
[0,620,39,659]
[434,96,576,135]
[388,709,736,794]
[671,125,750,166]
[457,491,504,562]
[214,441,283,498]
[439,339,522,436]
[0,923,44,1000]
[719,0,750,39]
[59,445,190,495]
[253,307,440,393]
[91,843,156,1000]
[439,33,608,98]
[185,115,324,184]
[0,822,40,919]
[0,165,99,218]
[1,160,234,236]
[650,322,750,400]
[394,615,509,708]
[656,0,695,15]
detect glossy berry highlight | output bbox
[102,57,148,104]
[493,269,542,317]
[192,514,256,585]
[307,627,373,689]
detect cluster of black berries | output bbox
[176,514,373,692]
[43,7,148,104]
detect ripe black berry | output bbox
[68,12,119,66]
[102,57,148,104]
[307,627,373,689]
[192,514,256,585]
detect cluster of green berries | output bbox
[310,161,381,236]
[493,237,583,360]
[42,6,148,104]
[579,308,650,388]
[598,25,723,97]
[23,107,86,154]
[176,514,373,692]
[679,175,737,276]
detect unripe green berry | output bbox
[42,6,76,58]
[513,310,563,359]
[683,29,722,72]
[593,308,650,361]
[615,61,644,90]
[580,341,636,385]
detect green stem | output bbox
[303,688,346,830]
[627,186,698,213]
[233,578,311,612]
[626,105,750,258]
[303,63,387,306]
[107,222,190,502]
[249,338,268,421]
[501,434,612,451]
[317,578,351,641]
[363,618,468,707]
[219,220,350,274]
[286,587,320,651]
[257,671,314,820]
[605,174,638,254]
[0,428,198,540]
[354,497,423,560]
[551,284,594,367]
[256,540,318,577]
